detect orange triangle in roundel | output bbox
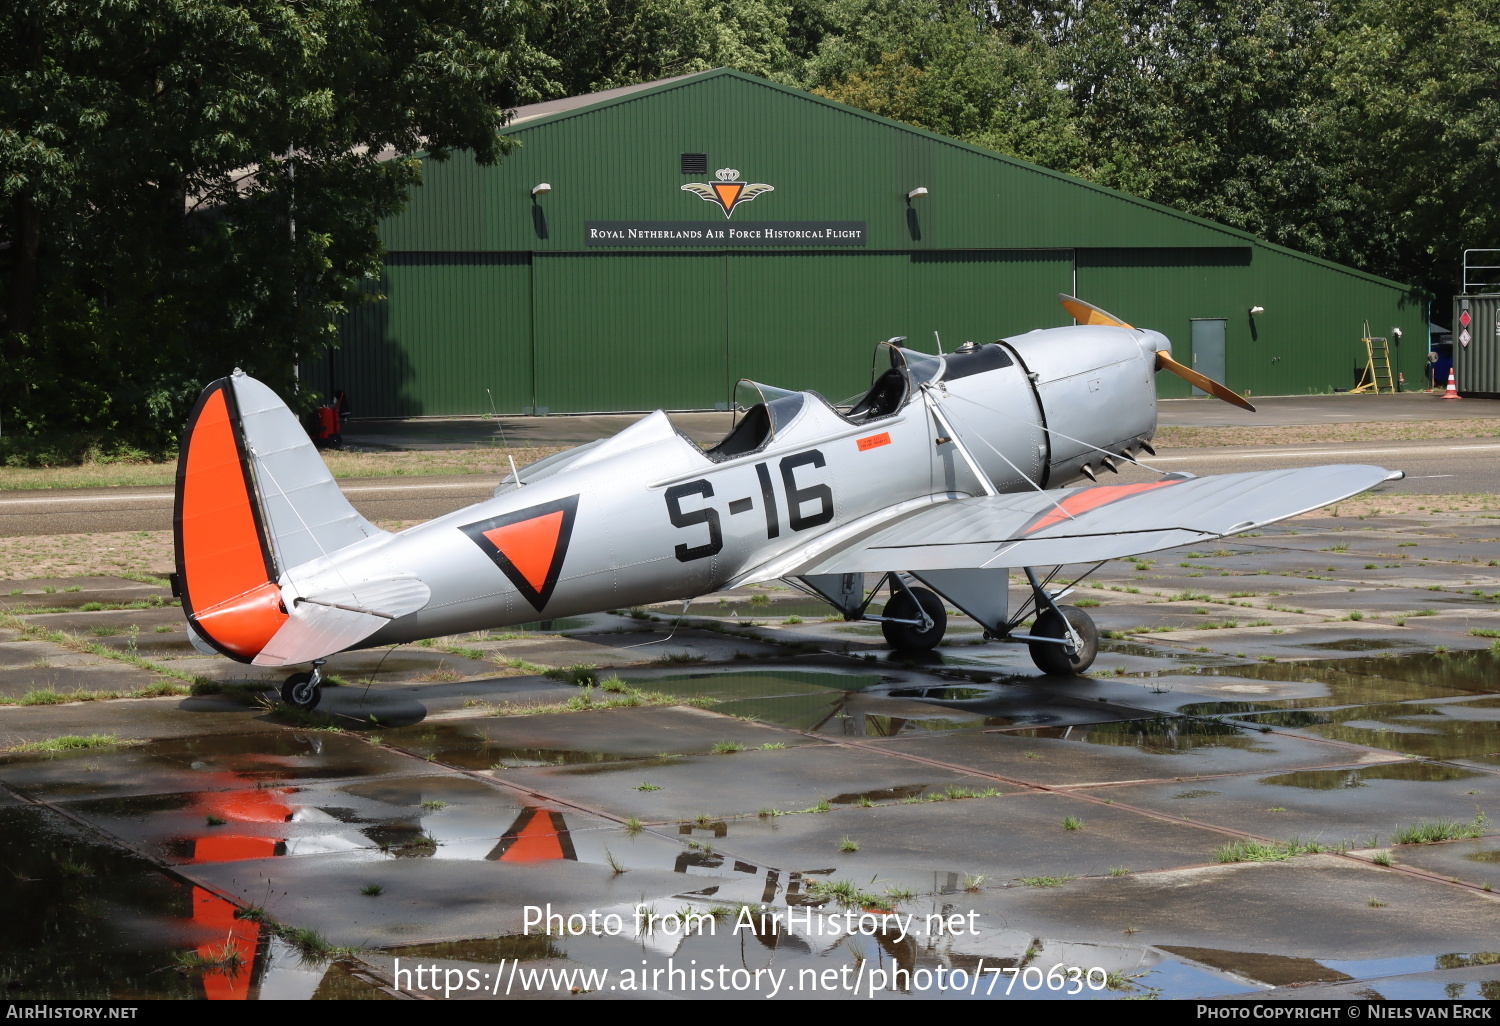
[485,807,578,863]
[712,181,743,213]
[498,811,566,863]
[482,511,563,594]
[459,495,579,611]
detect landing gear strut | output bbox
[879,583,947,652]
[1016,567,1098,675]
[280,660,325,711]
[1028,604,1099,675]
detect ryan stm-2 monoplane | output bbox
[172,296,1401,709]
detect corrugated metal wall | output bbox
[1455,296,1500,397]
[331,253,532,415]
[533,253,724,412]
[333,69,1419,416]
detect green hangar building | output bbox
[326,68,1420,417]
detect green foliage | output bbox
[0,0,555,444]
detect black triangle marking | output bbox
[459,494,579,612]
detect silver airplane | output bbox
[173,295,1401,709]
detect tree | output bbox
[1320,0,1500,299]
[535,0,796,96]
[792,0,1084,170]
[1062,0,1351,255]
[0,0,554,447]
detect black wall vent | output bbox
[680,153,707,175]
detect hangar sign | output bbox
[585,221,866,246]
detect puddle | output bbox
[1258,762,1483,790]
[374,917,1500,1000]
[1206,650,1500,697]
[0,731,419,803]
[1160,946,1500,996]
[1100,641,1205,661]
[1002,718,1276,756]
[0,804,208,998]
[378,721,645,771]
[886,685,1005,702]
[620,669,877,702]
[374,914,1181,1000]
[710,692,1026,736]
[1466,850,1500,864]
[1238,700,1500,761]
[1299,639,1408,652]
[1175,655,1493,716]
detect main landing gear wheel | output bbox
[280,670,322,711]
[1028,604,1099,675]
[881,586,948,652]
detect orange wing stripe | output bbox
[1024,480,1180,535]
[483,511,565,593]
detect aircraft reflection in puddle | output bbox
[174,785,587,998]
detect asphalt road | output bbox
[1117,437,1500,494]
[5,436,1496,538]
[0,476,498,538]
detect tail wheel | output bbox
[281,671,321,710]
[881,586,947,652]
[1028,604,1098,675]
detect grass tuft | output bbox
[6,733,128,753]
[1390,815,1487,845]
[173,942,245,976]
[1215,837,1330,863]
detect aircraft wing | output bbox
[790,465,1402,574]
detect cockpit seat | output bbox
[846,367,907,422]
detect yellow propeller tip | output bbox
[1059,293,1133,330]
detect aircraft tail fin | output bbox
[174,371,384,662]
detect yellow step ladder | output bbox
[1351,321,1394,394]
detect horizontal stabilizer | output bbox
[793,465,1401,574]
[252,575,430,666]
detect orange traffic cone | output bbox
[1443,368,1461,400]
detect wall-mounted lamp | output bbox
[531,182,552,198]
[1249,305,1265,316]
[1392,327,1403,340]
[906,187,929,201]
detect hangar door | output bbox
[532,253,725,413]
[331,253,533,416]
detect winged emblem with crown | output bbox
[681,168,775,218]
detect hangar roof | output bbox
[390,68,1409,294]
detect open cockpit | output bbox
[701,340,949,461]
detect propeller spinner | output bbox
[1058,294,1256,412]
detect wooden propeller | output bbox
[1057,294,1257,412]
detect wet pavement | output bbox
[2,512,1499,1000]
